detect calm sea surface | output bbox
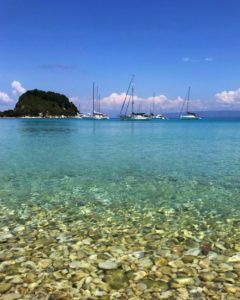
[0,118,240,298]
[0,118,239,210]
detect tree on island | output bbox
[0,89,78,117]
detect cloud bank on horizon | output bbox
[1,80,240,114]
[215,88,240,105]
[0,81,26,107]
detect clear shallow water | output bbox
[0,118,240,210]
[1,119,240,299]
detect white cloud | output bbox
[205,57,213,61]
[215,88,240,104]
[0,92,13,104]
[101,92,129,106]
[11,80,26,95]
[100,92,202,112]
[181,57,213,63]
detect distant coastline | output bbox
[1,112,240,119]
[1,88,240,119]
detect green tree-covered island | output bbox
[0,89,78,118]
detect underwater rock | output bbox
[215,242,226,251]
[136,282,147,291]
[185,248,201,256]
[200,243,212,255]
[10,276,23,284]
[168,260,184,268]
[1,293,21,300]
[0,233,13,242]
[224,284,238,294]
[234,244,240,252]
[2,264,20,276]
[160,266,173,276]
[53,259,65,270]
[182,255,195,263]
[0,283,12,293]
[69,261,90,269]
[104,269,128,289]
[24,272,37,283]
[38,258,52,269]
[13,225,25,233]
[157,280,169,292]
[138,258,153,268]
[199,258,210,269]
[133,270,147,281]
[218,263,233,272]
[160,290,173,299]
[141,279,169,291]
[71,271,86,282]
[23,261,37,270]
[171,277,195,288]
[155,257,167,267]
[98,260,118,270]
[199,271,216,282]
[228,254,240,263]
[131,251,145,259]
[97,253,111,260]
[94,290,104,297]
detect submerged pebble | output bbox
[0,283,12,293]
[98,260,118,270]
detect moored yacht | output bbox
[180,87,201,120]
[150,92,167,120]
[120,76,151,121]
[92,111,109,120]
[121,112,150,121]
[180,112,201,120]
[84,83,109,120]
[152,114,166,120]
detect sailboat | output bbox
[93,86,109,120]
[120,76,150,120]
[150,92,166,120]
[75,104,84,118]
[83,83,109,120]
[180,87,201,120]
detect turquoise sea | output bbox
[1,119,240,210]
[0,118,240,299]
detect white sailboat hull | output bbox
[152,114,166,120]
[83,112,109,120]
[180,114,201,120]
[121,114,150,121]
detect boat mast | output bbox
[186,86,191,113]
[153,92,155,115]
[96,86,99,112]
[131,80,134,115]
[92,82,95,115]
[120,74,135,116]
[99,94,101,113]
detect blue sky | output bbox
[1,0,240,114]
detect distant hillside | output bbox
[0,89,78,117]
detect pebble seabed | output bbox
[0,196,240,300]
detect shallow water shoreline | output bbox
[1,197,240,300]
[1,119,240,299]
